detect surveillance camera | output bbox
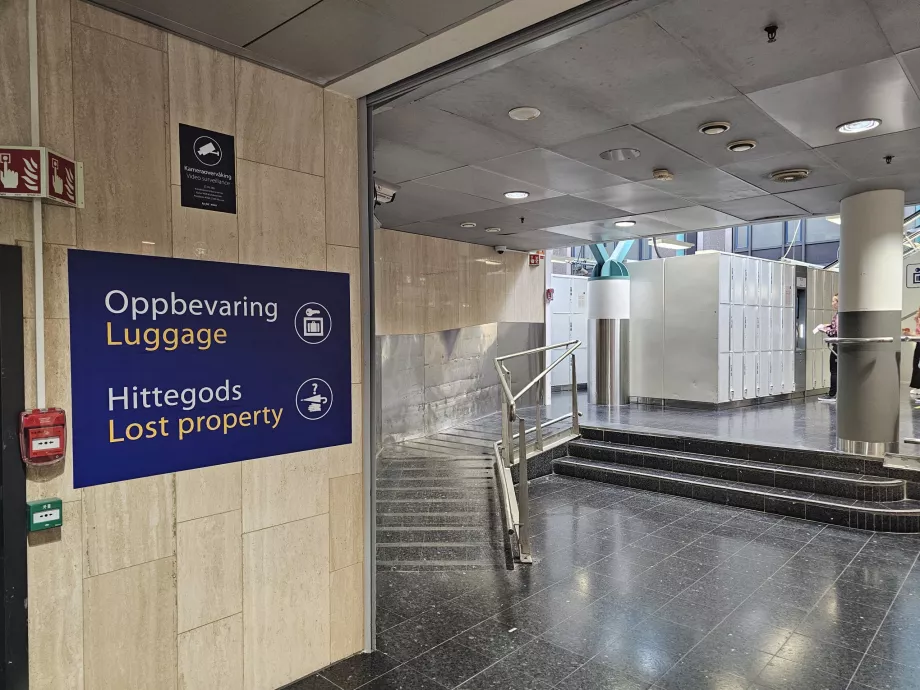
[495,245,507,254]
[374,178,400,205]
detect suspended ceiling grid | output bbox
[372,0,920,251]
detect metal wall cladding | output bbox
[377,322,544,445]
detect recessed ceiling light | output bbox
[699,121,731,135]
[615,220,636,228]
[837,118,881,134]
[727,139,757,153]
[652,168,674,181]
[769,168,810,183]
[485,227,502,233]
[504,191,529,199]
[508,106,541,121]
[460,222,476,228]
[599,147,641,161]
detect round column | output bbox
[837,189,905,455]
[587,262,630,405]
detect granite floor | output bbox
[294,473,920,690]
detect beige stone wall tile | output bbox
[241,450,328,533]
[178,614,243,690]
[83,557,177,690]
[27,501,84,690]
[330,474,363,571]
[177,510,242,632]
[330,562,364,661]
[243,515,330,689]
[72,23,170,255]
[0,0,30,144]
[168,36,236,185]
[71,0,165,50]
[0,200,32,246]
[83,473,176,577]
[38,0,75,156]
[328,383,362,479]
[20,241,70,319]
[237,159,325,270]
[324,93,359,248]
[235,60,324,176]
[171,186,239,262]
[42,204,77,246]
[23,317,36,408]
[327,244,362,383]
[176,462,241,522]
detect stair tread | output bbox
[570,439,902,486]
[555,456,920,514]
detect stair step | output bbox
[569,439,905,502]
[376,513,493,527]
[554,456,920,532]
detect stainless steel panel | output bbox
[722,151,852,195]
[360,0,501,35]
[513,196,630,223]
[642,169,765,205]
[747,58,920,148]
[497,322,546,406]
[377,333,426,445]
[576,182,691,214]
[415,166,563,205]
[706,196,807,223]
[588,319,629,405]
[641,206,745,231]
[374,181,502,228]
[628,260,665,399]
[476,149,628,193]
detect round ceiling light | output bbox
[508,106,541,121]
[599,147,641,161]
[485,227,502,233]
[504,191,530,200]
[699,121,731,135]
[615,220,637,228]
[727,139,757,153]
[460,222,476,228]
[837,118,881,134]
[769,168,810,183]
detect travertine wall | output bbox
[375,228,545,336]
[0,1,364,688]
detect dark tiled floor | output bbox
[301,473,920,690]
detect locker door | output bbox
[756,353,767,397]
[719,254,731,304]
[744,306,758,352]
[771,263,783,306]
[551,315,572,386]
[743,352,757,399]
[571,314,588,386]
[718,353,730,402]
[806,309,817,350]
[572,277,588,314]
[744,258,759,305]
[759,262,772,306]
[731,256,745,304]
[719,304,731,353]
[552,275,572,314]
[805,350,814,390]
[783,307,795,350]
[730,305,744,352]
[770,351,780,395]
[759,308,771,351]
[771,308,782,351]
[730,353,743,400]
[783,350,793,392]
[783,265,795,307]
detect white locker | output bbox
[756,353,767,396]
[730,305,744,352]
[552,275,572,314]
[718,305,730,353]
[771,308,783,351]
[785,350,795,392]
[743,352,757,399]
[759,309,771,351]
[730,256,745,304]
[551,315,572,387]
[770,262,783,307]
[806,309,817,350]
[743,306,758,352]
[730,353,743,401]
[744,259,759,306]
[571,314,588,386]
[718,353,730,402]
[782,265,795,308]
[783,307,795,350]
[572,278,588,314]
[719,254,731,304]
[771,351,782,395]
[759,262,772,306]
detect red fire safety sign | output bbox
[0,146,82,207]
[47,150,78,206]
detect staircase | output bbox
[552,427,920,532]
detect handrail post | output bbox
[501,401,512,468]
[517,416,532,564]
[535,392,543,452]
[570,354,580,435]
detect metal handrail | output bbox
[824,337,894,344]
[494,339,580,419]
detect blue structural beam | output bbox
[610,240,634,262]
[589,243,610,265]
[676,233,685,256]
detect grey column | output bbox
[837,189,905,455]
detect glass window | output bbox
[785,218,804,244]
[750,222,783,249]
[734,226,749,250]
[805,241,840,266]
[751,248,783,261]
[805,217,840,243]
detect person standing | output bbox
[818,294,838,403]
[906,307,920,397]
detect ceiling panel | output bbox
[499,230,585,251]
[776,174,920,214]
[513,196,630,223]
[513,12,737,125]
[898,48,920,100]
[642,206,745,231]
[476,149,628,193]
[722,151,852,194]
[415,166,563,204]
[374,181,502,227]
[553,126,711,181]
[705,196,808,222]
[642,168,766,204]
[359,0,502,36]
[865,0,920,53]
[393,220,531,246]
[116,0,322,45]
[545,221,645,243]
[419,64,628,147]
[247,0,424,84]
[648,0,892,93]
[374,103,531,166]
[747,58,920,148]
[576,182,692,214]
[636,97,810,167]
[431,205,569,235]
[372,139,463,184]
[817,128,920,180]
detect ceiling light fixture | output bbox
[508,106,542,121]
[614,220,636,228]
[504,191,529,200]
[699,121,731,135]
[460,222,476,228]
[727,139,757,153]
[653,168,675,181]
[769,168,810,183]
[836,118,881,134]
[485,227,502,233]
[600,147,641,161]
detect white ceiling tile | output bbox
[641,206,745,231]
[545,221,649,243]
[373,181,502,227]
[747,58,920,148]
[360,0,501,36]
[415,166,563,204]
[817,128,920,179]
[722,151,852,194]
[576,182,692,214]
[706,196,808,222]
[649,0,893,93]
[513,196,630,223]
[373,138,464,184]
[865,0,920,53]
[476,149,628,193]
[642,167,766,204]
[777,174,920,213]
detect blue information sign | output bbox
[68,250,352,487]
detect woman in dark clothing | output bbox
[819,294,838,403]
[909,307,920,395]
